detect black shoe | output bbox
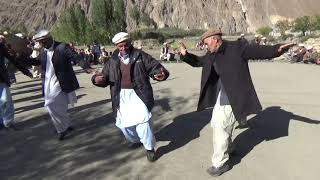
[206,164,230,177]
[67,126,75,131]
[146,149,156,162]
[4,124,21,131]
[54,126,74,134]
[58,126,74,141]
[127,142,143,149]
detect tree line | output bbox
[257,15,320,39]
[52,0,126,45]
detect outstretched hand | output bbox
[94,71,106,85]
[85,68,98,74]
[154,67,166,81]
[179,41,188,56]
[278,43,296,53]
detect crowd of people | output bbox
[286,44,320,64]
[0,27,306,177]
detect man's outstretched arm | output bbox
[179,42,204,67]
[242,43,295,60]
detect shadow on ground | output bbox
[155,109,211,159]
[230,106,320,168]
[0,86,196,180]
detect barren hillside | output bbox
[0,0,319,33]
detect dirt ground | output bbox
[1,62,319,180]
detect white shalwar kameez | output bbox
[115,54,155,150]
[44,46,77,133]
[211,79,236,168]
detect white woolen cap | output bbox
[112,32,129,44]
[33,30,51,41]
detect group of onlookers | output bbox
[286,44,320,65]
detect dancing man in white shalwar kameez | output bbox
[92,32,169,162]
[29,30,83,140]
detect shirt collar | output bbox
[118,52,130,64]
[45,42,54,51]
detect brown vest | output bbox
[120,61,133,89]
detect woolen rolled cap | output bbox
[33,30,51,41]
[112,32,129,44]
[200,29,222,42]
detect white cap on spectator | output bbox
[33,30,51,41]
[112,32,129,44]
[3,31,8,35]
[298,43,305,47]
[261,37,266,40]
[240,33,245,37]
[15,33,24,38]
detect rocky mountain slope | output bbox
[0,0,319,34]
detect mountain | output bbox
[0,0,319,34]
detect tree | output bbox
[112,0,127,31]
[292,16,312,36]
[256,26,273,37]
[275,20,291,36]
[53,5,92,44]
[91,0,123,43]
[52,0,127,45]
[309,15,320,31]
[129,5,140,26]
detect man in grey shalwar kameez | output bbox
[92,32,169,162]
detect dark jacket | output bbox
[92,46,169,118]
[181,40,284,121]
[29,41,80,93]
[0,42,32,86]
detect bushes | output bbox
[256,26,273,37]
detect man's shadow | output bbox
[230,106,320,167]
[155,109,211,159]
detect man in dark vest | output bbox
[179,29,294,176]
[92,32,169,162]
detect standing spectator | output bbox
[91,41,101,65]
[238,33,249,45]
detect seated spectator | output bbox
[291,44,307,62]
[196,41,206,50]
[78,48,94,72]
[251,34,261,45]
[160,42,172,61]
[303,46,320,65]
[259,37,268,45]
[98,47,109,64]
